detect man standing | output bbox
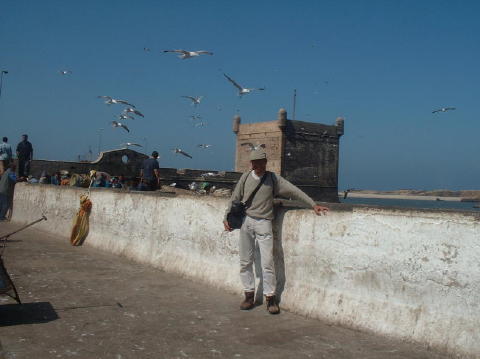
[140,151,160,191]
[0,137,12,175]
[16,134,33,179]
[0,163,16,220]
[224,149,329,314]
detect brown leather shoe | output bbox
[265,295,280,314]
[240,291,255,310]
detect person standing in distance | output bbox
[140,151,160,191]
[224,149,329,314]
[16,134,33,179]
[0,137,13,176]
[0,162,16,221]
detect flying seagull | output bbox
[240,143,266,151]
[123,107,144,117]
[163,49,213,59]
[59,70,72,75]
[111,121,130,133]
[98,96,135,107]
[197,144,212,149]
[117,113,135,121]
[223,73,265,96]
[188,114,202,121]
[122,142,142,148]
[194,121,206,128]
[172,148,193,159]
[181,96,203,106]
[432,107,456,114]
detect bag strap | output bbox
[244,172,268,208]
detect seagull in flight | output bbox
[181,96,203,106]
[163,49,213,60]
[223,73,265,96]
[188,114,202,121]
[172,148,193,159]
[197,144,212,149]
[241,143,266,151]
[123,108,144,117]
[59,70,72,75]
[117,113,135,121]
[122,142,142,148]
[432,107,456,114]
[98,96,135,107]
[194,121,206,128]
[111,121,130,133]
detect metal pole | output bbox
[0,70,8,100]
[97,128,104,156]
[292,89,297,121]
[0,215,47,242]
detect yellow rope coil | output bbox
[70,194,92,246]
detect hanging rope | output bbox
[70,194,92,246]
[70,171,95,246]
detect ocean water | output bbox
[341,197,480,212]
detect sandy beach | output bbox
[340,192,462,202]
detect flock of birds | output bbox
[56,48,270,161]
[57,47,457,163]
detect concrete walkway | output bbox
[0,223,448,359]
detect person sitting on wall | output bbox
[0,162,17,221]
[111,177,122,189]
[92,173,106,188]
[39,170,51,184]
[224,149,329,315]
[27,175,38,184]
[59,170,71,186]
[51,171,61,185]
[104,177,113,188]
[140,151,160,191]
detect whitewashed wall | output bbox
[10,184,480,358]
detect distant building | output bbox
[29,149,149,178]
[233,108,344,202]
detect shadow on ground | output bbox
[0,302,59,326]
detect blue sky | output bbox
[1,0,479,190]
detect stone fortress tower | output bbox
[233,108,344,202]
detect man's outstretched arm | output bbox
[275,175,329,216]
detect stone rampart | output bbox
[9,183,480,358]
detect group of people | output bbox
[0,134,33,178]
[0,134,33,220]
[2,141,328,315]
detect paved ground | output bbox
[0,223,449,359]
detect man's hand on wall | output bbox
[313,205,329,216]
[223,220,233,232]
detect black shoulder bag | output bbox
[227,173,268,229]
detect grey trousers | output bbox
[239,215,276,296]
